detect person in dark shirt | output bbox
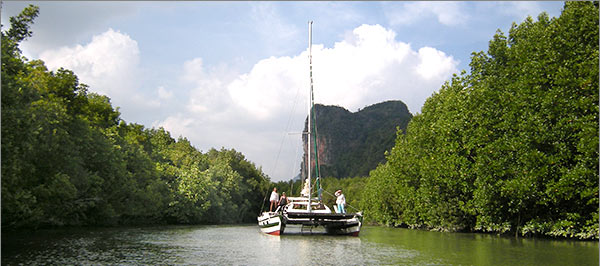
[278,192,289,212]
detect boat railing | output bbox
[286,201,322,206]
[287,197,313,201]
[287,197,324,203]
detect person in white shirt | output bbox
[269,187,279,212]
[335,190,346,214]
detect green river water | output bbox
[2,225,597,265]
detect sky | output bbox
[1,1,564,181]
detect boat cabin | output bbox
[284,197,331,214]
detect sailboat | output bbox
[257,21,363,236]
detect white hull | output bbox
[257,212,283,235]
[258,197,362,236]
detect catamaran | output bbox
[257,21,363,236]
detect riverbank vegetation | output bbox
[3,2,597,241]
[360,2,598,239]
[1,5,271,229]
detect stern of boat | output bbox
[324,212,363,236]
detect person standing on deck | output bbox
[278,192,289,212]
[269,187,279,212]
[335,190,346,214]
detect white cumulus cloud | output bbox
[226,24,458,117]
[416,47,457,80]
[182,57,240,116]
[40,28,140,97]
[156,23,458,180]
[38,28,165,123]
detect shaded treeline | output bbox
[360,2,598,239]
[1,5,271,229]
[3,2,598,242]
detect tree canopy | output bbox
[3,3,597,241]
[360,1,598,239]
[1,5,271,229]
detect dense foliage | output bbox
[302,101,412,178]
[361,2,598,239]
[1,5,271,229]
[4,3,597,242]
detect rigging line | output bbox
[308,23,322,193]
[290,135,302,189]
[259,189,270,214]
[312,101,322,182]
[311,75,322,201]
[270,86,302,178]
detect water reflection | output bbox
[2,225,597,265]
[361,226,598,266]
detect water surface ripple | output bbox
[2,225,597,265]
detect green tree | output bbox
[2,5,270,229]
[362,1,598,239]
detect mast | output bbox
[307,20,313,212]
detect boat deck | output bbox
[284,212,361,227]
[286,212,359,220]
